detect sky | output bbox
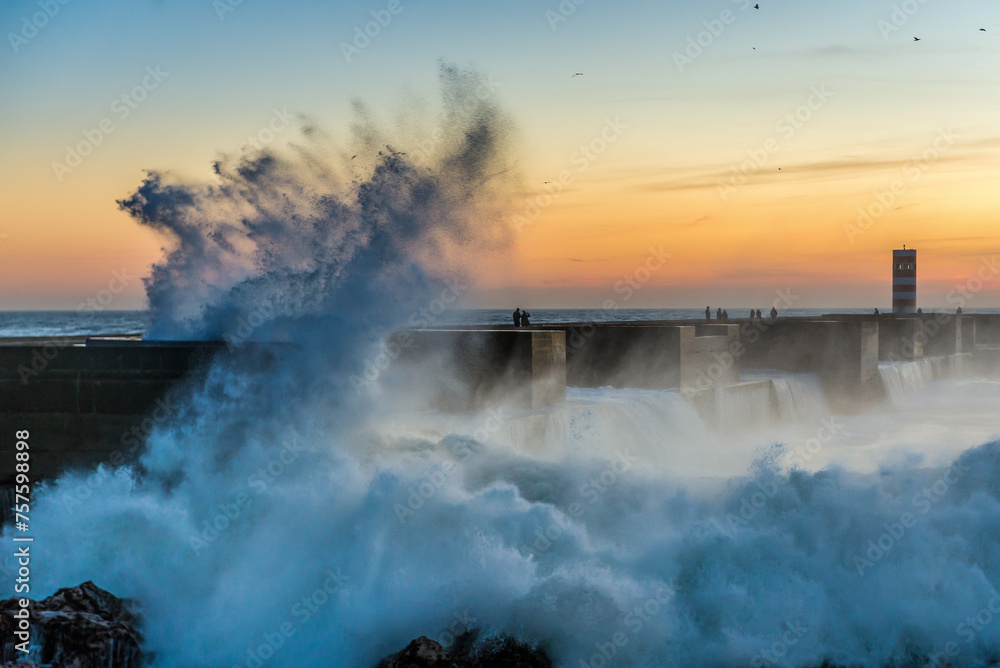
[1,0,999,310]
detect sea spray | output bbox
[4,64,1000,668]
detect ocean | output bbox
[4,308,998,338]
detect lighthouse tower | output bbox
[892,247,917,314]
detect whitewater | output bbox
[4,64,1000,667]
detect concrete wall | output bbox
[685,379,776,431]
[918,313,963,357]
[525,323,740,390]
[878,318,923,361]
[972,314,1000,345]
[390,329,566,411]
[738,320,879,409]
[0,339,223,484]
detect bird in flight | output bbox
[913,36,921,41]
[754,4,759,9]
[981,28,987,31]
[571,72,584,77]
[351,155,357,159]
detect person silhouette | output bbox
[705,306,711,321]
[770,306,777,320]
[521,310,531,326]
[722,309,729,321]
[513,308,521,327]
[917,307,923,314]
[874,308,879,315]
[716,308,722,320]
[756,309,762,319]
[957,306,963,314]
[749,309,755,319]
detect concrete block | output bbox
[738,319,879,410]
[391,329,566,411]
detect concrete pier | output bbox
[388,329,566,411]
[737,319,880,409]
[0,338,223,481]
[3,313,999,497]
[508,323,739,391]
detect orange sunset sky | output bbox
[1,0,999,310]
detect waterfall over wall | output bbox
[878,360,935,402]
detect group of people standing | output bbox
[705,306,777,321]
[512,308,531,326]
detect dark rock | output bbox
[0,581,143,668]
[376,636,459,668]
[376,630,551,668]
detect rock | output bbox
[376,636,460,668]
[376,630,551,668]
[0,581,143,668]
